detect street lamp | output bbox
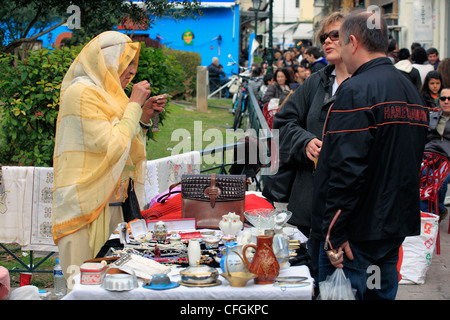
[252,0,262,38]
[267,0,274,74]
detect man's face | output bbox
[440,89,450,116]
[296,66,306,82]
[428,53,439,65]
[305,53,314,64]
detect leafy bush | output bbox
[0,46,82,166]
[164,48,201,101]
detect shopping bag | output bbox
[399,212,439,284]
[121,179,143,223]
[318,268,355,300]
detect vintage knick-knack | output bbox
[188,238,201,267]
[242,235,280,284]
[220,242,245,273]
[153,221,168,244]
[219,212,243,236]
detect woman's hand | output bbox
[129,81,151,106]
[141,94,168,123]
[306,138,322,162]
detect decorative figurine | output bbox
[153,221,168,244]
[219,212,243,236]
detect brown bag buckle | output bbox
[204,173,221,208]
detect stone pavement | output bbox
[396,214,450,300]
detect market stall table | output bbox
[62,265,313,300]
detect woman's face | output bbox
[429,78,441,95]
[321,21,342,65]
[276,71,287,86]
[119,56,137,89]
[440,89,450,116]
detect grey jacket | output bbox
[262,82,293,105]
[424,111,450,158]
[272,64,336,228]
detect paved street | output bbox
[396,214,450,300]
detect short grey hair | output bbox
[341,10,388,54]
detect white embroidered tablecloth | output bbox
[0,167,34,246]
[143,151,201,207]
[0,152,201,249]
[23,167,58,252]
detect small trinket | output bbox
[153,221,168,243]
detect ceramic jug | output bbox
[220,242,245,273]
[242,235,280,284]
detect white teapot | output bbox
[219,212,243,236]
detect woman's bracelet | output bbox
[139,118,153,130]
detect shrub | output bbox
[0,46,82,166]
[163,48,201,101]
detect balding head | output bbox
[340,10,388,54]
[212,57,219,65]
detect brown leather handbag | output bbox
[173,173,247,229]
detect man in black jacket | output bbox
[311,11,429,299]
[207,57,227,93]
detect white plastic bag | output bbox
[399,212,439,284]
[319,268,355,300]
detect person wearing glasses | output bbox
[422,88,450,220]
[267,11,351,295]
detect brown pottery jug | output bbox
[242,235,280,284]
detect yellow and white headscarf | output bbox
[52,31,146,244]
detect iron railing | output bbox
[200,87,273,191]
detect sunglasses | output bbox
[440,96,450,102]
[319,30,340,44]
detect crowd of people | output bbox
[258,9,450,300]
[231,25,450,118]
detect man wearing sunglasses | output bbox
[422,88,450,220]
[312,10,428,300]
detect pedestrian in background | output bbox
[421,71,443,110]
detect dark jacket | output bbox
[424,111,450,158]
[422,94,439,110]
[310,57,327,74]
[311,57,429,250]
[394,59,422,91]
[272,64,337,228]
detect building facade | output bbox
[41,1,241,76]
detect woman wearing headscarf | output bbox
[52,31,166,276]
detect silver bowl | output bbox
[179,264,219,285]
[101,266,139,291]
